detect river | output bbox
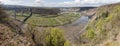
[58,15,89,42]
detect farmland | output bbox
[7,11,81,27]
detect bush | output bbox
[45,28,66,46]
[64,40,70,46]
[86,27,95,39]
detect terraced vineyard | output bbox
[7,11,81,27]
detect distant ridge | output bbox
[2,4,96,12]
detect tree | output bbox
[45,28,65,46]
[0,6,8,22]
[19,8,33,34]
[22,8,32,24]
[64,40,70,46]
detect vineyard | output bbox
[7,11,81,27]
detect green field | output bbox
[7,11,81,27]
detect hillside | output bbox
[1,2,120,46]
[79,3,120,46]
[0,6,35,46]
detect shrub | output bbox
[64,40,70,46]
[45,28,66,46]
[86,27,95,39]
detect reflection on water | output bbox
[71,15,89,26]
[59,15,89,41]
[63,15,89,27]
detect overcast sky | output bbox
[0,0,120,7]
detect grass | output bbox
[7,11,81,27]
[79,4,120,46]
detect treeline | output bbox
[2,5,61,15]
[31,7,60,15]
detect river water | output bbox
[62,15,89,27]
[58,15,89,40]
[35,15,90,43]
[70,15,89,26]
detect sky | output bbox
[0,0,120,7]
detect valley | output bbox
[0,2,120,46]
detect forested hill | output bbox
[79,2,120,46]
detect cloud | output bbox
[0,0,120,7]
[34,0,44,3]
[0,0,23,5]
[75,0,80,3]
[33,0,120,7]
[81,0,120,4]
[60,0,120,7]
